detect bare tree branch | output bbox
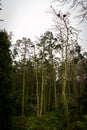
[0,0,4,22]
[53,0,87,22]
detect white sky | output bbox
[1,0,53,40]
[0,0,87,51]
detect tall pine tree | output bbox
[0,30,13,130]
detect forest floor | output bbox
[11,111,87,130]
[11,111,66,130]
[12,112,87,130]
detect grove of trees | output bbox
[0,0,87,130]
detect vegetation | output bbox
[0,0,87,129]
[0,30,13,129]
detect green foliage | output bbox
[12,116,28,130]
[12,110,67,130]
[66,115,87,130]
[0,30,13,129]
[11,29,87,129]
[0,0,87,128]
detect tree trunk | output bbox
[61,26,69,122]
[40,60,45,116]
[22,65,25,116]
[34,46,40,116]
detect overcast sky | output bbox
[0,0,87,51]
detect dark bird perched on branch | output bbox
[57,14,60,17]
[0,19,4,21]
[63,14,66,17]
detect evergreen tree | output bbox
[0,30,13,130]
[13,37,33,116]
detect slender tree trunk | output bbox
[52,60,57,109]
[34,46,40,116]
[25,85,28,110]
[48,83,51,111]
[62,70,69,121]
[40,60,45,116]
[73,64,78,98]
[22,42,27,116]
[36,70,39,116]
[50,50,57,109]
[40,68,44,116]
[61,26,69,122]
[22,65,25,116]
[71,42,78,99]
[43,85,46,113]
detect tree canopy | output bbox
[0,30,13,129]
